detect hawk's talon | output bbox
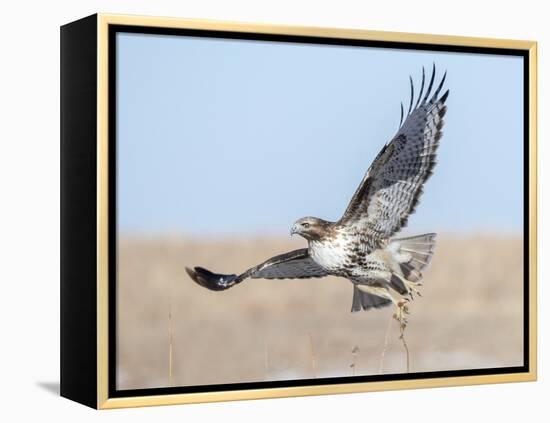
[403,279,423,300]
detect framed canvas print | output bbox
[60,13,537,409]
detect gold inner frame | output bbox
[95,13,537,409]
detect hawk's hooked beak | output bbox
[290,224,298,236]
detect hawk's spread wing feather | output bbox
[339,64,449,247]
[186,248,328,291]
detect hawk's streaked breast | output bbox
[309,229,356,274]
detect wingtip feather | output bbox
[422,63,437,104]
[414,66,426,109]
[431,70,447,103]
[439,89,450,104]
[185,266,198,282]
[407,75,414,116]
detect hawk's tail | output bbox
[388,233,436,283]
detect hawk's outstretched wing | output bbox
[339,64,449,249]
[186,248,328,291]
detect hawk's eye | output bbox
[302,222,310,228]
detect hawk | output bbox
[186,65,449,322]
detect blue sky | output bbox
[116,32,524,236]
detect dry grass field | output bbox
[116,234,523,390]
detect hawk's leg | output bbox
[357,284,410,330]
[392,273,423,300]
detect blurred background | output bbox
[115,32,524,389]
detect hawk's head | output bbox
[290,217,332,241]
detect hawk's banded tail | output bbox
[389,233,436,283]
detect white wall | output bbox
[0,0,546,421]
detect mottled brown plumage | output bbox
[186,65,448,314]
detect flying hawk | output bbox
[186,65,448,321]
